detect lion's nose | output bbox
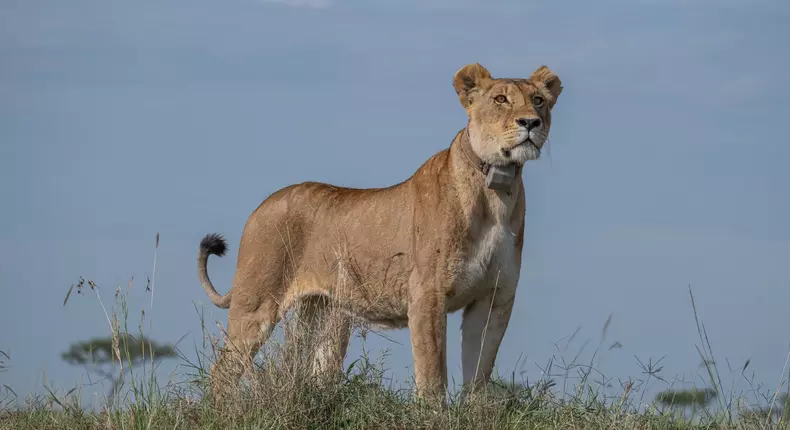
[516,118,541,130]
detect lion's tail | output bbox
[198,233,232,309]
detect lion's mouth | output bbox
[507,137,538,152]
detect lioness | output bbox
[198,63,562,402]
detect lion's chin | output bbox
[522,144,541,161]
[499,142,540,166]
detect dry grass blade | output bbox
[150,232,159,309]
[63,283,75,307]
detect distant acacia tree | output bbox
[61,334,176,404]
[655,387,717,420]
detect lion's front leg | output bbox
[460,284,516,390]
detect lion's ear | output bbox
[453,63,493,109]
[530,65,562,107]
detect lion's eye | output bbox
[533,96,545,106]
[494,95,508,104]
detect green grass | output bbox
[2,360,785,430]
[0,361,746,430]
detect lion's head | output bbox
[453,63,563,167]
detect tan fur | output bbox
[198,63,563,404]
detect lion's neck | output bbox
[455,128,488,176]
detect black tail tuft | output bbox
[200,233,228,257]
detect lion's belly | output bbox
[446,223,519,313]
[293,245,413,328]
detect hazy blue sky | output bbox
[1,0,789,407]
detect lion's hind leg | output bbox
[284,295,352,384]
[210,293,279,402]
